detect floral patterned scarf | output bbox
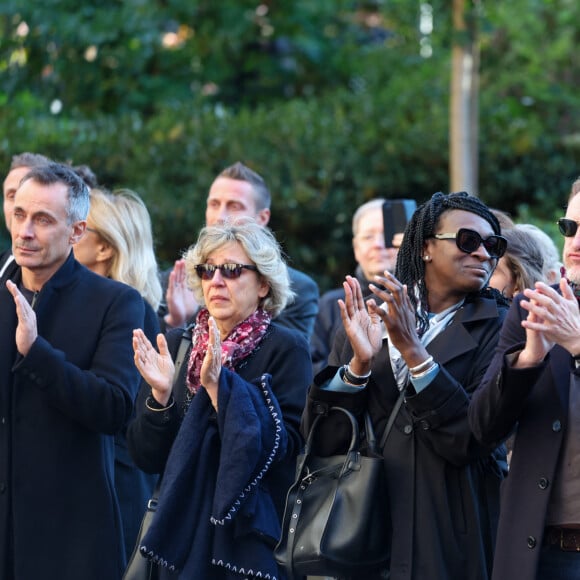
[186,308,271,394]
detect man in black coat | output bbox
[0,163,144,580]
[470,176,580,580]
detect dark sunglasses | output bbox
[194,263,258,280]
[432,228,507,258]
[557,218,580,237]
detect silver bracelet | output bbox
[346,363,371,380]
[409,355,434,375]
[145,395,175,412]
[340,366,369,387]
[410,362,438,380]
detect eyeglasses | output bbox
[194,263,258,280]
[557,218,580,237]
[432,228,507,258]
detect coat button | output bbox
[0,483,6,494]
[419,420,430,430]
[403,424,413,435]
[527,536,537,549]
[552,420,562,432]
[538,477,549,490]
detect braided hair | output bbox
[395,191,510,335]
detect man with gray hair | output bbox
[0,163,144,579]
[311,198,402,374]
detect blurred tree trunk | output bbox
[449,0,480,195]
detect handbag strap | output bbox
[283,474,311,580]
[299,407,359,467]
[172,323,193,390]
[378,388,405,450]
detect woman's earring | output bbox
[423,255,431,262]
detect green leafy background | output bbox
[1,0,578,291]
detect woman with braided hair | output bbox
[302,191,510,580]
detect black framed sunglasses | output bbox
[432,228,508,259]
[194,263,258,280]
[557,218,580,237]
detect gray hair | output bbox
[500,226,545,294]
[9,152,51,171]
[21,162,90,224]
[352,198,386,236]
[184,218,293,317]
[516,223,563,284]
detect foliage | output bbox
[0,0,579,292]
[0,0,401,115]
[478,0,580,216]
[0,58,452,289]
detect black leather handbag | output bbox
[274,395,403,579]
[122,486,160,580]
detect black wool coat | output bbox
[0,252,145,580]
[303,296,508,580]
[469,291,576,580]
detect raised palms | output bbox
[338,275,383,367]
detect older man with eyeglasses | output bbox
[470,177,580,580]
[310,198,407,375]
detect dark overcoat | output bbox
[303,296,508,580]
[310,267,368,375]
[127,322,312,579]
[127,322,312,517]
[275,266,319,341]
[0,252,144,580]
[469,291,574,580]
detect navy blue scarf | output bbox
[141,368,287,579]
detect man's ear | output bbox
[256,208,271,226]
[70,221,87,245]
